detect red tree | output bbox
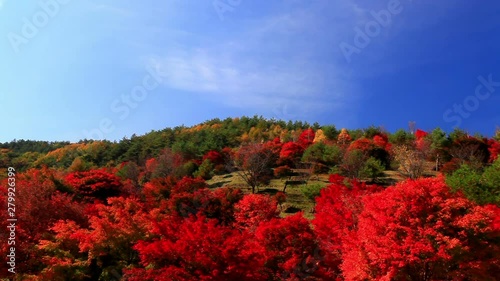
[348,137,373,153]
[487,138,500,163]
[298,128,315,149]
[255,213,322,280]
[342,177,500,280]
[0,168,86,278]
[279,142,304,167]
[66,169,123,201]
[312,174,382,279]
[202,150,224,165]
[36,197,150,280]
[125,215,266,281]
[415,129,429,140]
[234,194,279,231]
[234,144,276,193]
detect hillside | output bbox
[1,116,500,280]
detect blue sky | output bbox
[1,0,499,142]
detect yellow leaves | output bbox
[313,129,326,143]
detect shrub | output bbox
[480,159,500,204]
[360,157,385,182]
[300,183,325,201]
[446,163,499,205]
[194,159,214,180]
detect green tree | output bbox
[446,163,499,205]
[360,157,385,182]
[480,159,500,204]
[300,183,325,201]
[389,129,415,145]
[194,159,214,180]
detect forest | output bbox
[1,115,499,280]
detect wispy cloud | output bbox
[143,1,365,118]
[0,0,6,9]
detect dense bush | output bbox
[300,183,325,201]
[446,160,500,205]
[360,157,385,182]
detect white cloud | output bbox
[142,1,365,120]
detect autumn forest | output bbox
[1,116,500,280]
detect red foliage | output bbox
[171,176,207,194]
[145,158,157,173]
[279,142,304,166]
[487,138,500,163]
[126,215,266,281]
[0,168,86,276]
[263,137,283,155]
[415,129,429,139]
[234,194,279,231]
[341,177,500,280]
[373,134,391,151]
[313,175,382,279]
[66,169,123,201]
[39,197,150,279]
[298,128,315,149]
[202,150,224,165]
[347,138,372,152]
[415,136,431,153]
[255,213,322,280]
[168,185,244,224]
[142,176,177,203]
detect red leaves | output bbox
[340,177,500,280]
[66,169,123,201]
[234,194,279,231]
[415,129,429,139]
[202,150,224,165]
[298,128,315,149]
[373,134,391,151]
[128,215,266,281]
[313,175,382,278]
[347,138,372,152]
[279,142,304,165]
[255,213,321,280]
[487,138,500,163]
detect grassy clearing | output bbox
[205,161,440,220]
[207,172,330,220]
